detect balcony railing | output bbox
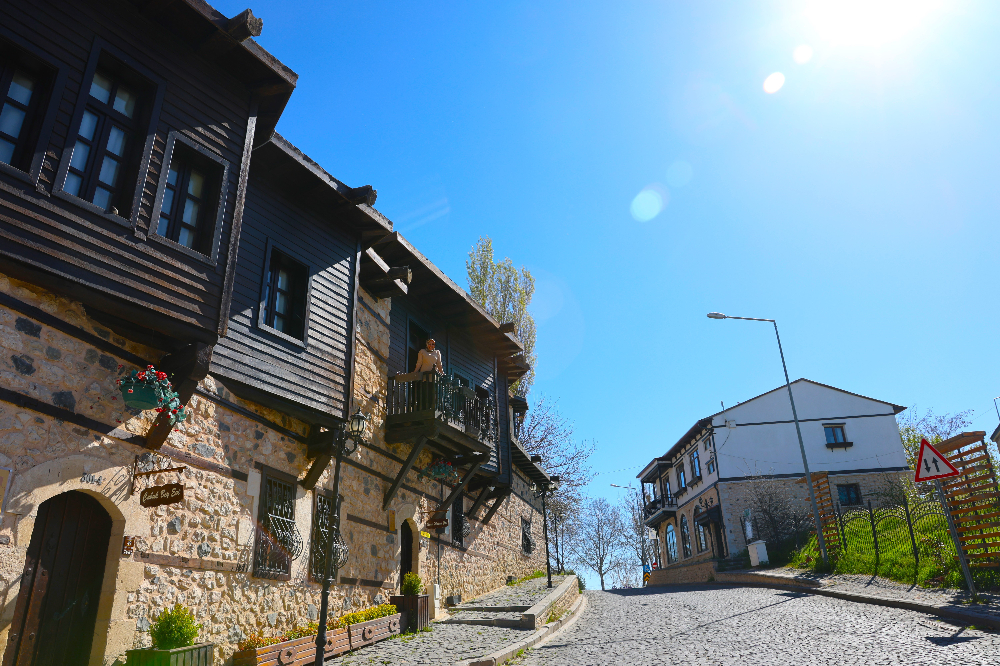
[644,496,677,518]
[387,373,498,446]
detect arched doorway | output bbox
[400,520,415,579]
[2,491,112,666]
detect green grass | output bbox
[507,570,546,586]
[789,511,965,588]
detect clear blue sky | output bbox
[217,0,1000,503]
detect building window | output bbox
[696,521,708,552]
[824,425,848,447]
[63,68,143,213]
[154,141,223,254]
[262,248,309,340]
[309,490,335,582]
[253,468,298,581]
[691,450,701,480]
[521,517,533,555]
[680,515,692,558]
[706,456,716,475]
[665,524,678,564]
[677,464,686,490]
[0,64,41,170]
[406,320,430,374]
[837,483,862,507]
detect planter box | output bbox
[390,594,429,632]
[231,614,400,666]
[125,643,214,666]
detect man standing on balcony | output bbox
[394,338,444,382]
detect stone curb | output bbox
[458,591,587,666]
[521,576,578,629]
[711,577,1000,632]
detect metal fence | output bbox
[835,496,955,582]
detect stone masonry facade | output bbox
[0,272,545,666]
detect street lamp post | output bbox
[530,467,561,589]
[707,312,828,563]
[313,409,368,666]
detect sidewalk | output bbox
[715,566,1000,630]
[324,575,576,665]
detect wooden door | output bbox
[400,521,413,578]
[2,491,112,666]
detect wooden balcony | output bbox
[386,373,497,457]
[643,496,678,528]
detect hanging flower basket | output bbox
[117,365,188,426]
[422,459,459,482]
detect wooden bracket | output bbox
[437,459,483,514]
[382,437,427,510]
[467,485,495,519]
[481,489,512,525]
[145,343,213,450]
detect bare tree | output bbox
[518,395,594,505]
[744,474,810,549]
[572,497,625,591]
[619,487,650,575]
[547,498,578,574]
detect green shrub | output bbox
[335,603,398,627]
[401,572,423,595]
[506,570,545,586]
[149,604,201,650]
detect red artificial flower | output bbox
[147,365,154,369]
[128,389,133,393]
[137,372,146,380]
[156,371,167,380]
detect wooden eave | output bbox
[509,436,550,486]
[249,135,393,242]
[371,233,525,358]
[128,0,297,142]
[383,413,492,462]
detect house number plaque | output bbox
[140,483,184,508]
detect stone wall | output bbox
[718,470,911,555]
[647,559,717,586]
[0,273,545,665]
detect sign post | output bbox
[914,439,976,595]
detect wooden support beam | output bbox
[467,485,495,519]
[481,489,511,525]
[145,343,213,450]
[300,451,332,490]
[438,459,483,514]
[382,437,427,510]
[301,424,337,489]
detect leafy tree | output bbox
[466,236,536,396]
[897,407,973,471]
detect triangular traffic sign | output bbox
[914,438,960,482]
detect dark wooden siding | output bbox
[211,178,356,421]
[388,296,502,472]
[0,0,251,341]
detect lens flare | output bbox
[793,45,814,64]
[763,72,785,94]
[630,185,667,222]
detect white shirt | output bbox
[414,348,443,374]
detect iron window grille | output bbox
[310,490,346,583]
[261,248,309,341]
[253,469,299,580]
[451,496,466,548]
[521,517,534,555]
[63,68,143,213]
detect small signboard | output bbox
[643,572,650,585]
[426,516,448,529]
[420,531,431,539]
[914,439,960,483]
[140,483,184,507]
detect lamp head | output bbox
[707,312,727,319]
[549,475,560,493]
[348,409,368,440]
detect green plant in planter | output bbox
[421,459,459,482]
[117,365,187,425]
[401,572,423,596]
[150,604,201,650]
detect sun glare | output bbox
[793,44,813,64]
[763,72,785,94]
[805,0,943,48]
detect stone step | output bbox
[441,616,524,628]
[451,605,531,613]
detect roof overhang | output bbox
[370,233,526,358]
[637,457,671,484]
[510,437,549,486]
[644,506,676,528]
[249,134,393,241]
[129,0,297,142]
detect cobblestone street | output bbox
[519,585,1000,666]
